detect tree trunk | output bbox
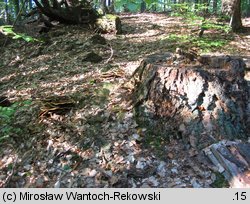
[29,0,33,9]
[221,0,243,31]
[141,1,146,13]
[130,53,250,149]
[95,14,122,34]
[100,0,108,14]
[230,0,243,32]
[13,0,20,17]
[212,0,217,14]
[4,0,10,24]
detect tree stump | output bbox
[131,53,250,149]
[95,14,122,34]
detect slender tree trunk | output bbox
[29,0,33,9]
[0,0,4,24]
[4,0,10,23]
[213,0,217,14]
[141,1,146,13]
[230,0,243,31]
[222,0,243,32]
[108,0,115,13]
[13,0,20,17]
[248,0,250,17]
[100,0,108,14]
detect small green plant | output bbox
[211,172,229,188]
[194,18,231,33]
[0,105,16,142]
[194,37,228,51]
[0,100,32,143]
[170,3,206,19]
[0,25,39,42]
[166,34,229,52]
[170,3,232,39]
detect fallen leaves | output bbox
[1,13,250,188]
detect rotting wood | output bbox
[130,52,250,149]
[204,141,250,188]
[95,14,122,34]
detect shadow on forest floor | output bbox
[0,13,249,188]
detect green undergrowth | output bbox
[0,100,32,143]
[199,21,231,33]
[0,25,39,42]
[211,172,229,188]
[165,34,230,52]
[169,3,232,52]
[133,106,179,158]
[170,3,206,19]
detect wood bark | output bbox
[131,53,250,149]
[33,0,98,24]
[222,0,243,31]
[230,0,243,32]
[95,14,122,34]
[204,141,250,188]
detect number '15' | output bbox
[235,192,247,200]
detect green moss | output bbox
[211,172,229,188]
[105,14,118,20]
[133,106,172,158]
[0,100,32,143]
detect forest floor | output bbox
[0,13,250,187]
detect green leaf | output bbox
[0,135,9,142]
[22,36,35,42]
[12,35,22,39]
[144,0,154,4]
[63,165,71,171]
[1,25,38,42]
[22,100,32,105]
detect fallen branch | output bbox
[104,43,114,64]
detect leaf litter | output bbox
[0,13,250,188]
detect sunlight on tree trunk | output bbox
[222,0,243,32]
[230,0,243,32]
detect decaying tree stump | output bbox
[131,53,250,149]
[95,14,122,34]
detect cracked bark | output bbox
[131,53,250,149]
